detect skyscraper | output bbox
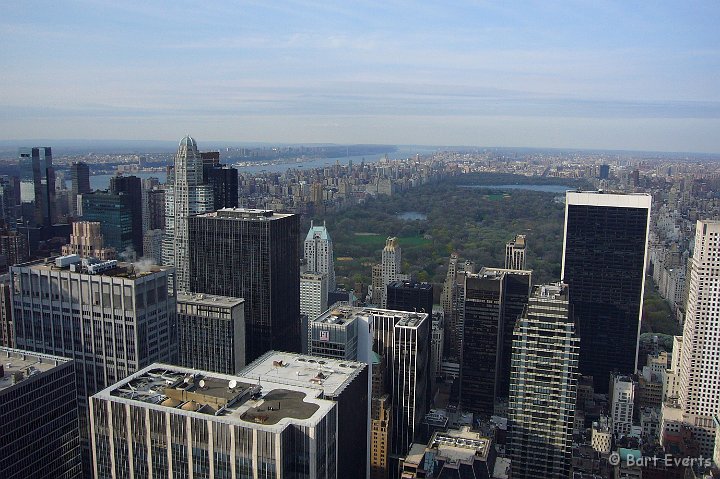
[0,348,82,479]
[163,136,214,292]
[70,162,91,216]
[460,268,531,416]
[304,220,336,292]
[81,192,134,256]
[201,151,239,210]
[300,271,328,320]
[90,357,355,479]
[11,256,176,472]
[61,221,116,259]
[375,237,406,308]
[562,191,650,391]
[505,234,527,270]
[176,293,245,374]
[386,280,433,315]
[18,147,56,226]
[508,283,578,479]
[188,208,300,362]
[109,175,143,255]
[674,220,720,455]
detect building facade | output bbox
[11,255,177,472]
[308,306,359,360]
[460,268,531,416]
[61,221,116,260]
[610,374,636,435]
[177,293,245,374]
[508,283,578,479]
[386,280,433,315]
[304,220,336,293]
[676,220,720,456]
[109,175,144,256]
[562,191,650,392]
[188,208,300,362]
[163,136,214,293]
[300,271,328,321]
[81,192,135,256]
[0,348,82,479]
[70,161,90,217]
[90,362,340,479]
[18,147,56,227]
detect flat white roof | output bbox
[240,351,366,398]
[566,191,651,209]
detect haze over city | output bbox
[1,1,719,152]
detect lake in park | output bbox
[397,211,427,221]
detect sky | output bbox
[1,1,719,152]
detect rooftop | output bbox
[388,280,432,291]
[177,293,245,308]
[429,427,493,463]
[96,363,334,430]
[566,190,652,209]
[15,256,170,280]
[311,305,360,327]
[0,348,72,393]
[533,282,569,301]
[198,208,295,220]
[240,351,366,398]
[304,221,332,242]
[508,234,526,248]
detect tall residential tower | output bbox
[163,136,213,292]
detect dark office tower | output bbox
[508,283,578,479]
[18,147,56,226]
[0,176,18,227]
[70,162,91,216]
[460,268,531,417]
[188,208,300,362]
[146,188,165,230]
[0,348,82,479]
[201,151,238,210]
[562,191,650,392]
[599,164,610,179]
[109,175,143,255]
[81,192,134,255]
[386,280,433,315]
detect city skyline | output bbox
[1,1,719,152]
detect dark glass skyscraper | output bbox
[562,191,650,392]
[201,151,239,210]
[81,192,134,254]
[386,280,433,315]
[109,175,143,255]
[70,162,91,216]
[460,268,531,417]
[188,208,300,362]
[18,147,56,226]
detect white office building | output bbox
[674,220,720,456]
[300,271,328,321]
[610,374,636,436]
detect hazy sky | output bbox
[1,1,719,152]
